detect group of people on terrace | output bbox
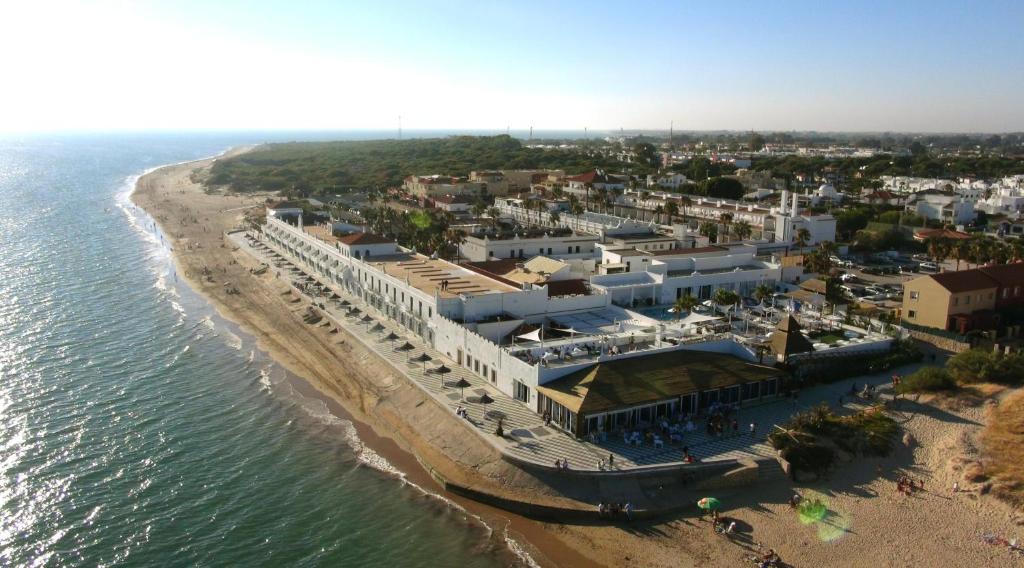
[519,334,648,367]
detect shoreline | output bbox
[129,149,593,568]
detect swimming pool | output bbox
[635,305,681,321]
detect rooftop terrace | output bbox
[369,254,519,298]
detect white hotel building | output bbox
[262,214,784,437]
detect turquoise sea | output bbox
[0,133,530,567]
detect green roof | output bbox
[536,350,782,416]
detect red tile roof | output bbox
[336,232,394,246]
[913,228,971,241]
[929,270,999,293]
[979,262,1024,287]
[565,171,624,184]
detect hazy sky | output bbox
[2,0,1022,133]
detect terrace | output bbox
[369,254,519,298]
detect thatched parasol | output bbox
[453,377,471,399]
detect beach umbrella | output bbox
[348,307,362,317]
[431,364,452,388]
[384,332,400,347]
[697,497,721,511]
[339,300,351,307]
[477,393,495,419]
[369,323,385,333]
[360,315,374,325]
[331,292,341,299]
[396,342,415,360]
[453,377,471,399]
[412,352,432,370]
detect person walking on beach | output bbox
[623,502,632,521]
[749,422,757,437]
[608,453,614,469]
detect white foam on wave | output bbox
[289,392,547,566]
[222,330,243,351]
[502,521,542,568]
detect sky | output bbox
[1,0,1022,133]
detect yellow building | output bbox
[901,270,997,333]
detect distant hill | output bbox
[204,135,635,194]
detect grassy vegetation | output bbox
[770,404,898,475]
[895,366,958,394]
[980,390,1024,507]
[947,349,1024,385]
[205,135,636,194]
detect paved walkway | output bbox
[235,232,925,473]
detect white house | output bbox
[904,189,976,224]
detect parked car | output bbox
[920,262,939,272]
[840,273,858,282]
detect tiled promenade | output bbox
[235,232,918,473]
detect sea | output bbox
[0,132,547,567]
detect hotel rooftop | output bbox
[369,254,519,298]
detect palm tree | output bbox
[733,220,752,241]
[818,240,838,258]
[951,239,969,270]
[794,227,811,250]
[1011,239,1024,262]
[926,237,949,264]
[679,195,692,224]
[968,237,991,268]
[653,204,665,224]
[673,294,699,320]
[712,288,740,320]
[471,200,487,219]
[664,201,679,224]
[753,284,773,304]
[486,207,501,228]
[719,212,733,243]
[549,210,561,227]
[698,221,718,243]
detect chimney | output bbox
[780,190,789,214]
[791,192,799,216]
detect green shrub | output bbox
[948,349,1024,385]
[896,366,957,393]
[782,444,835,475]
[771,404,898,475]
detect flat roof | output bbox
[304,225,340,244]
[369,254,518,297]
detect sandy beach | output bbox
[134,149,1023,568]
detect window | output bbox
[908,310,917,318]
[965,295,971,305]
[910,291,919,300]
[513,380,529,402]
[547,247,553,255]
[491,369,496,384]
[954,297,959,306]
[482,365,488,378]
[466,355,473,368]
[1004,289,1009,299]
